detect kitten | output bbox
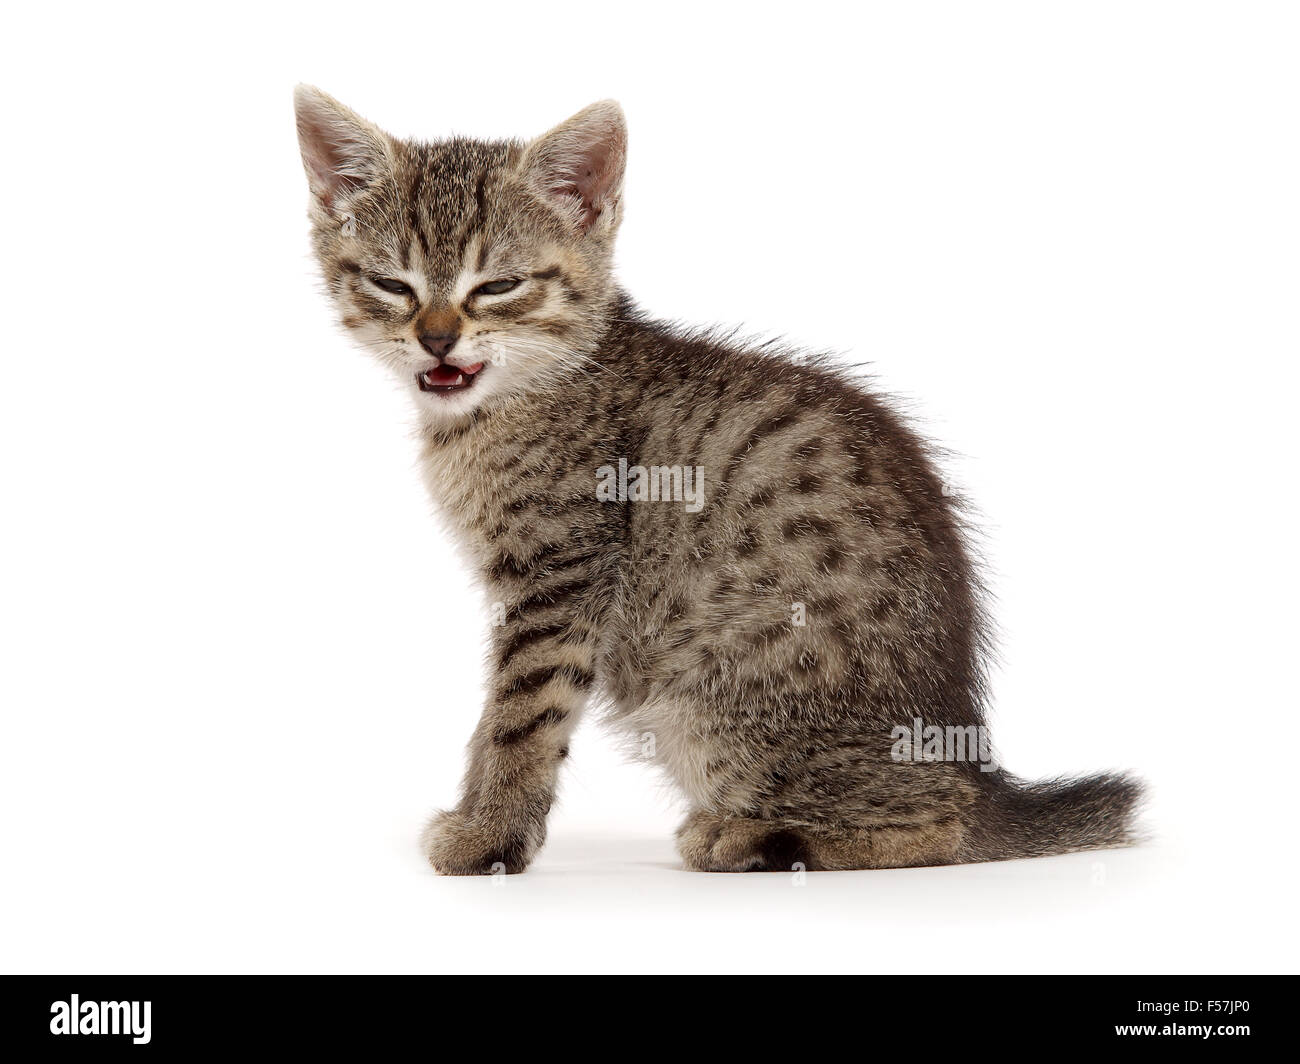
[294,86,1142,874]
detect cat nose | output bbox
[418,332,459,359]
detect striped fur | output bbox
[295,87,1143,874]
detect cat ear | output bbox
[293,85,393,212]
[521,100,627,234]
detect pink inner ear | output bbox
[573,145,612,202]
[301,128,363,208]
[558,151,613,228]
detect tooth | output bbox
[452,374,464,387]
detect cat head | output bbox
[294,86,626,419]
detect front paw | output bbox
[420,810,543,876]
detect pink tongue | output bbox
[426,363,481,385]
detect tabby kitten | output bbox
[294,86,1142,874]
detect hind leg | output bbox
[676,809,965,872]
[674,730,981,871]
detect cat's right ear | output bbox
[293,85,393,214]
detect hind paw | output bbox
[676,810,813,872]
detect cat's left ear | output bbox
[521,100,627,235]
[294,84,394,214]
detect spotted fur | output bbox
[295,86,1143,874]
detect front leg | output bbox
[423,562,600,875]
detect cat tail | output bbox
[958,769,1145,862]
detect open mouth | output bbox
[416,361,484,396]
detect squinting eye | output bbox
[371,276,413,296]
[472,278,521,297]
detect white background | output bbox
[2,1,1296,974]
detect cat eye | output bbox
[472,278,521,297]
[370,276,414,296]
